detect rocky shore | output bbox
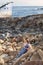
[0,14,43,65]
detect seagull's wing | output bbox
[0,2,13,9]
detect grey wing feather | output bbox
[0,2,13,9]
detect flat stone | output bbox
[37,49,43,60]
[30,52,41,61]
[0,54,10,62]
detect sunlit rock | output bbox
[0,39,4,44]
[0,54,10,62]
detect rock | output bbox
[16,34,23,42]
[0,54,10,62]
[4,63,8,65]
[2,45,7,50]
[37,49,43,60]
[10,55,14,59]
[22,61,43,65]
[0,58,4,64]
[21,58,26,62]
[8,63,12,65]
[5,32,12,38]
[7,46,14,51]
[30,52,41,61]
[13,48,16,51]
[39,34,42,37]
[12,38,17,42]
[16,47,21,50]
[12,42,17,47]
[18,34,22,37]
[0,44,3,51]
[0,39,4,44]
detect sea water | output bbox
[12,6,43,17]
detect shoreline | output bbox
[0,13,43,18]
[0,14,43,34]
